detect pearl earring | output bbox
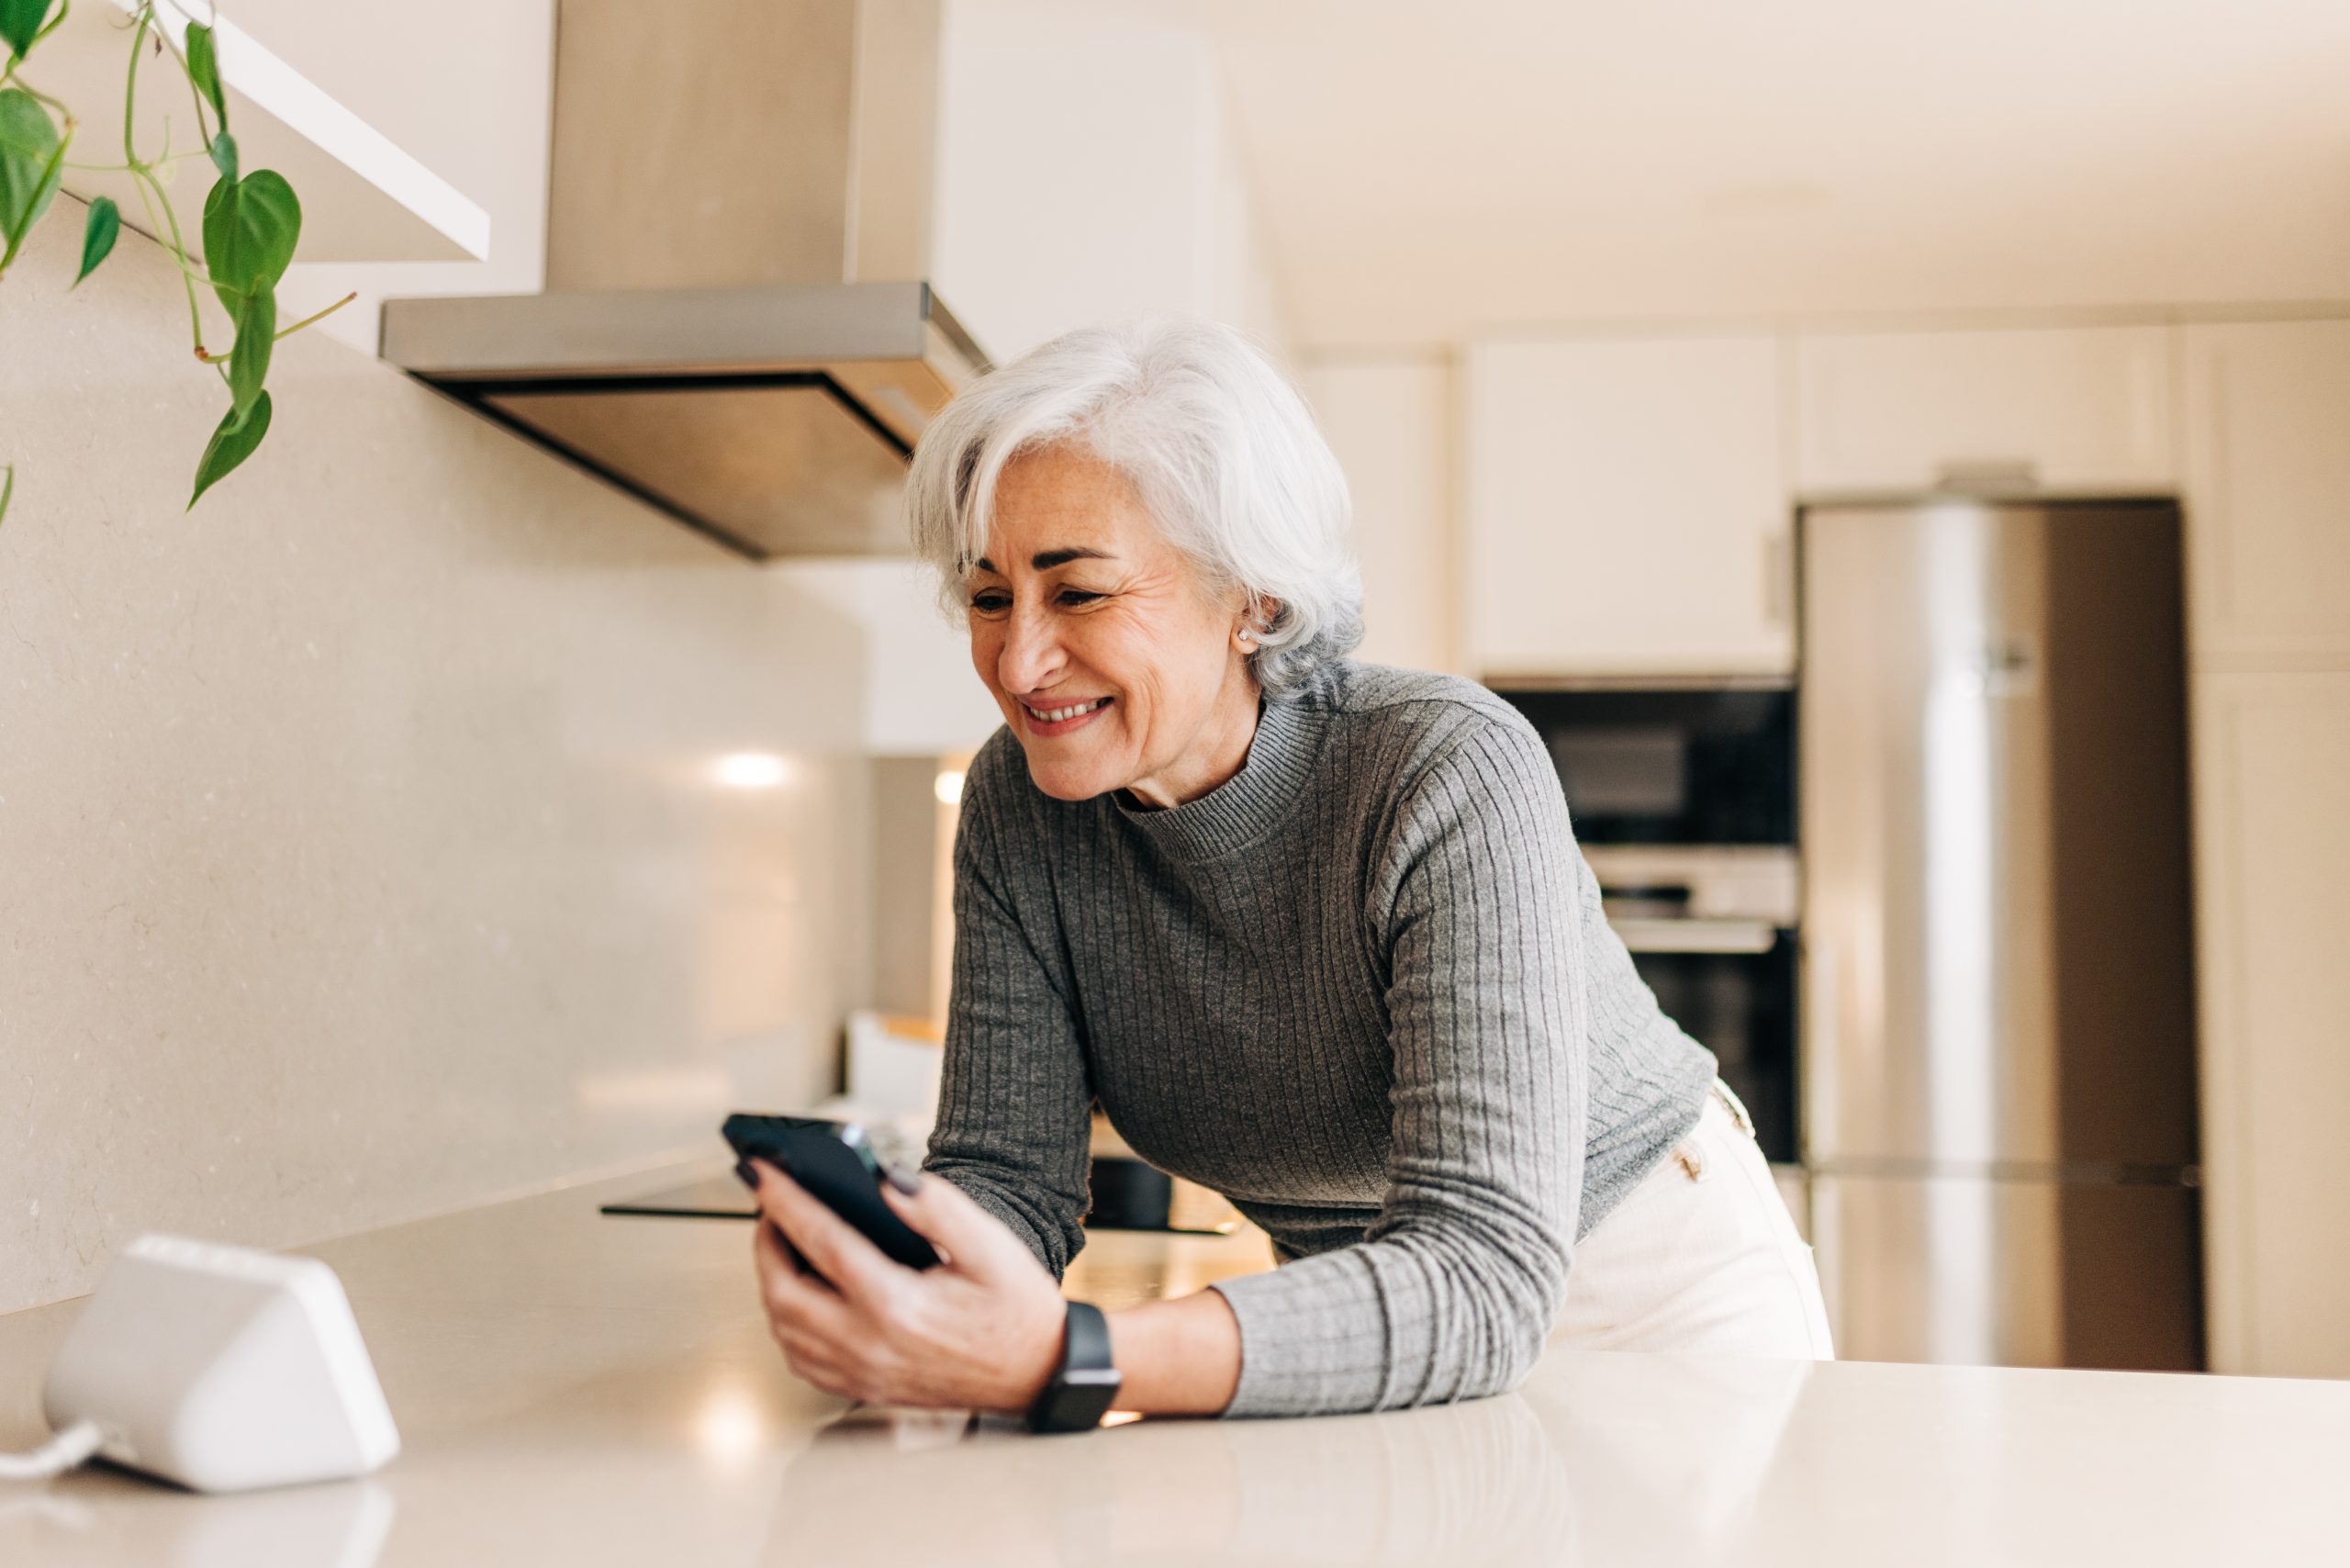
[1237,627,1254,644]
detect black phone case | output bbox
[722,1114,941,1271]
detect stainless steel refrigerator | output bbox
[1798,498,2202,1372]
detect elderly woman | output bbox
[740,319,1831,1426]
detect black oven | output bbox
[1495,687,1799,1164]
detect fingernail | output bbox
[884,1161,922,1195]
[733,1157,761,1191]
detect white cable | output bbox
[0,1419,106,1481]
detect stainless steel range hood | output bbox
[380,0,990,560]
[383,281,986,558]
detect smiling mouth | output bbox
[1023,697,1112,725]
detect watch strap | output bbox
[1024,1300,1121,1433]
[1063,1298,1113,1371]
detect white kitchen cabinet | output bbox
[1795,326,2175,494]
[2192,671,2350,1377]
[1461,335,1792,679]
[2182,321,2350,665]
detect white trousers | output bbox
[1552,1082,1835,1360]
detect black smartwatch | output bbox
[1024,1301,1121,1433]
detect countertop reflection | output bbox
[2,1159,2344,1567]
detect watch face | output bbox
[1058,1382,1118,1428]
[1031,1365,1123,1433]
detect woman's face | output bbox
[966,445,1259,807]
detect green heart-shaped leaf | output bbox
[0,0,58,63]
[0,87,64,272]
[209,129,237,185]
[189,391,273,510]
[199,176,239,306]
[185,22,229,131]
[200,167,299,311]
[0,86,61,241]
[74,194,119,285]
[227,286,274,418]
[0,85,56,160]
[0,462,14,531]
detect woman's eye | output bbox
[969,592,1011,614]
[1058,589,1102,607]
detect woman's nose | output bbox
[995,608,1064,693]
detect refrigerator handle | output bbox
[1764,531,1793,629]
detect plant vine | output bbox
[0,0,353,528]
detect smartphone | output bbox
[722,1114,940,1271]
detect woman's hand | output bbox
[744,1158,1070,1412]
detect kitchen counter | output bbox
[2,1159,2344,1567]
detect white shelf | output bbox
[34,0,488,265]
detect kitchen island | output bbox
[1,1158,2343,1567]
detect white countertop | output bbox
[3,1158,2344,1567]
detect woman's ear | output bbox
[1232,597,1281,652]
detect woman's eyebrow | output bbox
[972,547,1116,572]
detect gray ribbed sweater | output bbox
[923,661,1717,1417]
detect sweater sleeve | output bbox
[1209,719,1588,1416]
[920,746,1095,1279]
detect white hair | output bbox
[903,318,1363,699]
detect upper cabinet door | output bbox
[2182,321,2350,664]
[1462,335,1792,680]
[1795,327,2176,494]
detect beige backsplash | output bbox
[0,214,876,1315]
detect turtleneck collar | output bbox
[1112,690,1331,863]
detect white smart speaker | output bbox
[38,1234,401,1493]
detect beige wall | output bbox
[0,208,876,1315]
[770,559,1002,756]
[1300,358,1456,675]
[934,0,1291,363]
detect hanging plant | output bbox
[0,0,352,526]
